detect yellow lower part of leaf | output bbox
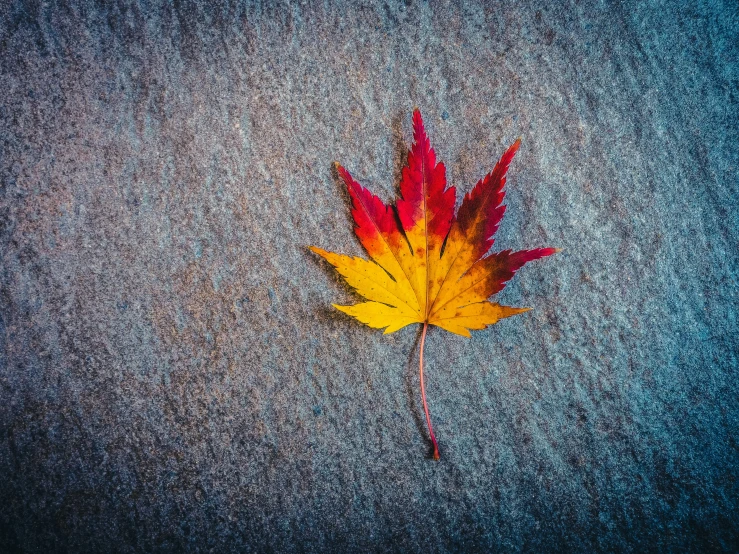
[310,246,420,317]
[333,302,421,334]
[429,302,530,337]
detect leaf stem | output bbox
[419,322,440,460]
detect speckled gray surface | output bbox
[1,1,738,552]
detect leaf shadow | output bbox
[390,112,410,197]
[328,161,355,224]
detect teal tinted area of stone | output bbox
[1,1,738,551]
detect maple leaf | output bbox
[310,109,559,460]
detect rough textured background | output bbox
[1,0,738,552]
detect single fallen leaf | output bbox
[311,109,559,460]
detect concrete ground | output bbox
[1,1,737,552]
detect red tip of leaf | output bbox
[481,247,559,297]
[336,163,399,243]
[396,110,455,242]
[454,139,522,259]
[412,109,427,143]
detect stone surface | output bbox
[1,1,738,552]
